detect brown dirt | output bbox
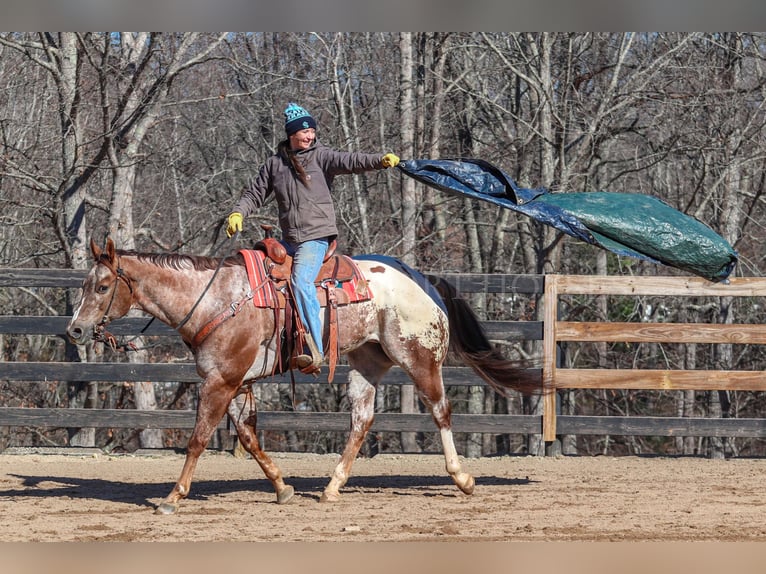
[1,449,765,542]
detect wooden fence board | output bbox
[0,269,85,287]
[0,316,178,336]
[481,320,543,341]
[2,408,764,437]
[554,369,766,391]
[0,361,203,382]
[0,361,543,387]
[0,408,542,434]
[557,416,766,438]
[556,321,766,344]
[1,270,547,294]
[555,275,766,297]
[436,273,544,295]
[0,316,542,340]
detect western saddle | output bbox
[247,226,372,382]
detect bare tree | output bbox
[3,32,766,455]
[0,32,227,447]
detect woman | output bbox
[226,102,399,373]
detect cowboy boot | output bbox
[293,333,323,374]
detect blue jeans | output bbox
[285,238,328,356]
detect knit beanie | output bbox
[284,102,317,135]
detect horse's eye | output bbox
[96,284,109,294]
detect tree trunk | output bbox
[398,32,419,453]
[56,33,98,447]
[423,33,450,245]
[527,32,558,456]
[329,33,372,251]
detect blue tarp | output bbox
[398,158,738,282]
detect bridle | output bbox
[92,253,135,349]
[88,233,241,352]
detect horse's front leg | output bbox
[228,390,294,504]
[321,368,377,502]
[155,374,237,515]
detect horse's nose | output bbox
[67,325,85,344]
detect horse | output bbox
[66,237,539,514]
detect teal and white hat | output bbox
[284,102,317,135]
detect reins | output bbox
[174,232,238,332]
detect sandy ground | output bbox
[1,449,765,542]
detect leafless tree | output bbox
[2,32,765,455]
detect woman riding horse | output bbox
[67,237,540,513]
[226,102,400,374]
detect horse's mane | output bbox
[117,249,244,272]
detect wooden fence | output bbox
[2,268,766,449]
[542,275,766,441]
[0,269,544,437]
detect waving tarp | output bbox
[398,159,738,282]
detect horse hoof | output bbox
[455,473,475,495]
[154,502,179,515]
[319,491,340,503]
[277,485,295,505]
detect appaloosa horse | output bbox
[66,238,539,514]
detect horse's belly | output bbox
[336,300,380,352]
[243,344,281,381]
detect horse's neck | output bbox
[123,257,213,329]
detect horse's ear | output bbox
[105,237,116,262]
[90,238,102,261]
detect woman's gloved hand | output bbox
[226,212,243,237]
[381,153,400,168]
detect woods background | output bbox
[1,32,765,458]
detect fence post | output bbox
[543,274,558,442]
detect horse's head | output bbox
[66,238,135,345]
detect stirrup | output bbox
[292,333,323,375]
[292,353,317,369]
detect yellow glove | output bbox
[381,153,400,168]
[226,212,243,237]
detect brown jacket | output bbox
[235,141,385,243]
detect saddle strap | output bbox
[323,280,340,383]
[190,293,253,349]
[283,283,299,407]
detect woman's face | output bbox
[289,128,316,151]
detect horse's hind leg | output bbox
[321,345,389,503]
[411,365,474,495]
[431,394,475,495]
[227,389,294,504]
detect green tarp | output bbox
[399,159,738,282]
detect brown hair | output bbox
[278,140,309,186]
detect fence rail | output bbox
[2,268,766,447]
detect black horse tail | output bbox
[427,274,542,396]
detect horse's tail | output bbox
[427,274,542,396]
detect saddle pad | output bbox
[239,249,373,309]
[239,249,279,308]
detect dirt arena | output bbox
[1,449,765,542]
